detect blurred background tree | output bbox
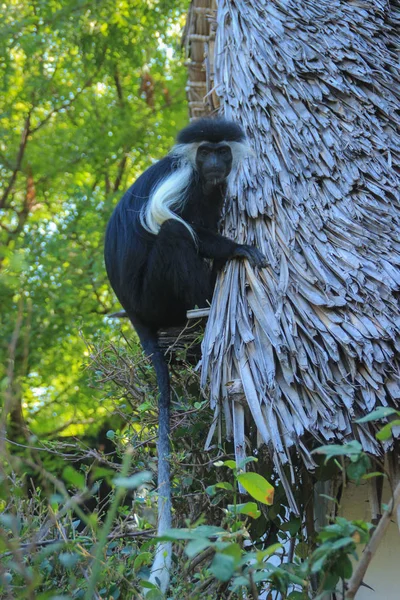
[0,0,189,440]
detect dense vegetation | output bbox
[1,2,395,599]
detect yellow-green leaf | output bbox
[236,473,274,505]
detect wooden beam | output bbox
[186,308,211,319]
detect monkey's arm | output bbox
[195,227,267,268]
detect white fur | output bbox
[171,142,200,165]
[148,541,171,593]
[140,161,195,239]
[139,140,252,242]
[146,467,172,594]
[229,140,254,167]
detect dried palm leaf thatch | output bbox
[197,0,400,493]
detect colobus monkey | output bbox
[104,118,267,592]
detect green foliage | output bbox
[0,0,189,437]
[312,405,400,483]
[0,457,155,599]
[151,457,376,598]
[0,385,389,599]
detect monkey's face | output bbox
[196,143,233,185]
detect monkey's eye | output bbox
[198,147,209,157]
[219,147,230,155]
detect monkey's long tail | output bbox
[148,348,172,593]
[129,319,172,594]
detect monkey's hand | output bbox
[233,245,268,268]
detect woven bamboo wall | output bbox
[183,0,219,119]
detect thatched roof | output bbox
[185,0,400,502]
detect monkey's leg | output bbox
[196,227,267,269]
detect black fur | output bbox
[104,118,266,591]
[177,118,245,145]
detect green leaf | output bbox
[236,473,274,505]
[49,493,63,507]
[157,528,199,541]
[295,542,309,559]
[329,536,355,551]
[145,591,164,600]
[222,460,237,470]
[113,471,152,489]
[322,572,339,591]
[376,420,400,441]
[228,502,261,519]
[333,554,353,579]
[280,517,301,535]
[134,552,152,571]
[222,543,242,563]
[206,485,217,496]
[62,466,85,490]
[0,514,21,533]
[237,456,258,469]
[158,525,224,541]
[210,552,236,581]
[231,575,251,589]
[37,596,71,600]
[312,441,363,461]
[346,455,371,483]
[355,407,398,423]
[59,552,80,568]
[311,554,327,574]
[140,581,159,590]
[92,467,115,481]
[362,471,386,480]
[256,543,283,562]
[215,482,234,491]
[185,538,212,558]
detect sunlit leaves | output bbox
[0,0,189,435]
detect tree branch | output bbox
[346,480,400,598]
[113,154,128,192]
[0,299,25,455]
[113,67,124,107]
[0,529,155,559]
[0,112,31,209]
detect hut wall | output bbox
[184,0,218,118]
[340,481,400,599]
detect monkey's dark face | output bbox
[195,143,233,185]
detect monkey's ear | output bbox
[170,142,199,166]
